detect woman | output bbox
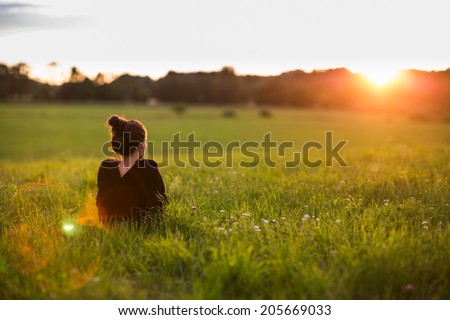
[96,115,167,223]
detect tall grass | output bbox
[0,104,449,299]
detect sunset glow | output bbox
[0,0,449,81]
[361,68,401,87]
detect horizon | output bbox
[2,61,450,86]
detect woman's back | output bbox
[96,158,167,221]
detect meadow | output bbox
[0,103,449,299]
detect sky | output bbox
[0,0,449,83]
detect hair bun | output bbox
[108,115,127,128]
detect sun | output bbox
[360,68,401,87]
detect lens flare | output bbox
[62,223,75,235]
[63,224,74,231]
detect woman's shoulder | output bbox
[99,158,120,169]
[137,159,159,169]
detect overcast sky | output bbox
[1,0,449,82]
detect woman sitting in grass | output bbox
[96,115,167,223]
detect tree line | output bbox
[1,63,450,113]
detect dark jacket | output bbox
[96,158,167,222]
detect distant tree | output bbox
[0,64,11,99]
[105,74,153,101]
[256,78,288,106]
[0,62,449,112]
[69,66,85,83]
[222,109,237,117]
[259,108,272,118]
[94,73,106,85]
[173,104,187,116]
[46,61,58,85]
[220,66,236,76]
[57,77,96,101]
[10,62,30,78]
[10,63,32,97]
[215,68,245,103]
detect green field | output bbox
[0,103,449,299]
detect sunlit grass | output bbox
[0,104,449,299]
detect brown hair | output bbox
[107,115,147,157]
